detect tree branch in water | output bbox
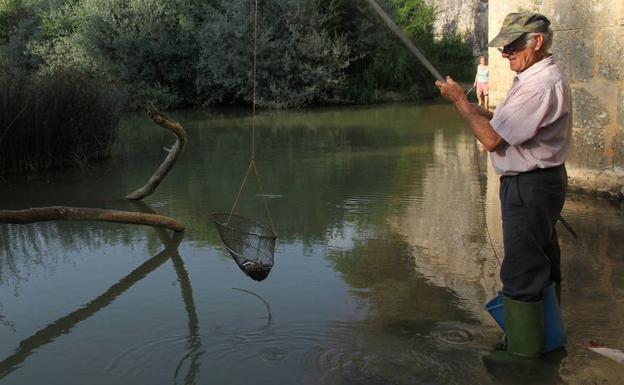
[126,102,187,200]
[0,206,184,232]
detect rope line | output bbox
[472,139,502,268]
[252,0,257,161]
[227,0,276,235]
[227,161,254,224]
[252,160,276,233]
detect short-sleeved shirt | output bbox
[489,56,572,176]
[477,66,489,83]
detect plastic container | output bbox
[485,282,566,352]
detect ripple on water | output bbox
[104,334,189,378]
[102,319,499,385]
[303,321,490,385]
[104,320,336,382]
[431,321,501,348]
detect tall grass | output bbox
[0,69,125,175]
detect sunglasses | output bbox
[496,35,527,55]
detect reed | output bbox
[0,69,124,175]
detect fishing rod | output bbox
[364,0,445,82]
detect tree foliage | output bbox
[2,0,473,109]
[196,0,352,107]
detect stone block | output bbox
[543,0,623,30]
[572,87,610,130]
[569,128,608,169]
[618,87,624,178]
[619,88,624,129]
[542,1,592,30]
[597,27,624,81]
[552,30,594,82]
[613,129,624,170]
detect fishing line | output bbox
[232,287,272,323]
[364,0,445,82]
[472,145,502,268]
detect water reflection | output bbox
[0,224,191,382]
[0,104,623,384]
[388,132,501,323]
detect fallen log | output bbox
[0,206,184,232]
[126,103,187,200]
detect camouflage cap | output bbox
[488,12,551,47]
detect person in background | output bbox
[435,12,572,359]
[474,55,489,110]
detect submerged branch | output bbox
[126,103,187,200]
[0,206,185,232]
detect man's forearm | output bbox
[454,99,502,152]
[474,104,494,119]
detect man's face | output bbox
[500,34,543,73]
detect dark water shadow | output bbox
[0,205,200,382]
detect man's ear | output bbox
[533,34,544,51]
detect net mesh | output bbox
[210,213,276,281]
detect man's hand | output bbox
[434,76,502,151]
[435,76,467,104]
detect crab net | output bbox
[210,213,277,281]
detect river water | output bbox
[0,103,623,385]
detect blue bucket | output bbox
[485,283,566,352]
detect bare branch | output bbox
[0,206,184,232]
[126,103,187,200]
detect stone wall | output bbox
[425,0,489,55]
[489,0,624,200]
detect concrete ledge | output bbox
[568,167,624,201]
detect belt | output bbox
[522,163,565,175]
[501,164,565,179]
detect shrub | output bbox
[32,0,204,109]
[0,68,125,175]
[195,0,352,108]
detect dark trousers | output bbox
[499,164,567,302]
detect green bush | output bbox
[195,0,352,108]
[433,34,474,82]
[334,0,471,103]
[33,0,205,109]
[3,0,473,110]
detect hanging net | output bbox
[211,212,276,281]
[211,0,277,282]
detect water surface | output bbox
[1,103,623,385]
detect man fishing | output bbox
[435,12,572,358]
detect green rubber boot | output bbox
[504,295,544,358]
